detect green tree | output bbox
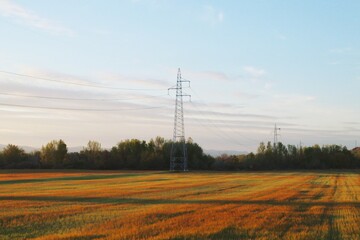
[257,142,266,154]
[40,140,67,168]
[84,140,102,152]
[81,140,103,169]
[2,144,26,167]
[0,151,4,168]
[145,136,168,169]
[111,139,147,169]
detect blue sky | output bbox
[0,0,359,152]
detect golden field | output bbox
[1,170,360,240]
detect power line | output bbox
[189,114,247,148]
[189,87,259,144]
[174,85,248,148]
[0,102,167,112]
[0,91,168,102]
[0,70,166,91]
[190,101,255,147]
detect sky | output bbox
[0,0,359,152]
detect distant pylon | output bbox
[168,68,190,171]
[274,123,281,147]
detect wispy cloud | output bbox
[189,110,276,121]
[329,61,341,65]
[234,91,259,100]
[242,66,266,78]
[90,28,112,36]
[98,72,171,88]
[343,121,360,126]
[186,70,229,82]
[0,0,74,36]
[201,5,224,24]
[22,68,98,86]
[276,33,287,41]
[272,94,316,105]
[330,47,352,54]
[0,67,171,106]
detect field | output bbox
[1,170,360,240]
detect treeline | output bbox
[215,142,360,170]
[0,137,213,170]
[0,138,360,170]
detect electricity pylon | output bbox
[274,123,281,147]
[168,68,190,171]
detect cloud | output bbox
[276,33,287,41]
[272,94,316,105]
[343,121,360,126]
[218,11,224,22]
[187,105,277,121]
[0,68,172,95]
[101,73,171,88]
[185,70,230,82]
[329,61,341,65]
[201,5,224,24]
[330,47,352,54]
[234,91,259,100]
[91,28,112,36]
[0,0,74,36]
[0,68,172,114]
[242,66,266,78]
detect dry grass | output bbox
[1,170,360,239]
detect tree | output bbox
[154,136,165,152]
[0,151,3,168]
[2,144,26,167]
[40,140,67,168]
[187,140,207,169]
[257,142,266,154]
[56,140,67,166]
[152,136,168,169]
[110,139,147,169]
[84,140,102,152]
[81,140,103,169]
[64,152,86,169]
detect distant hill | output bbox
[0,144,84,153]
[0,144,38,153]
[205,149,247,157]
[68,146,84,153]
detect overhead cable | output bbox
[0,91,168,102]
[0,102,168,112]
[0,70,166,91]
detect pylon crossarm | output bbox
[180,78,191,88]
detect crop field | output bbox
[1,170,360,240]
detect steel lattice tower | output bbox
[274,123,281,147]
[169,68,190,171]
